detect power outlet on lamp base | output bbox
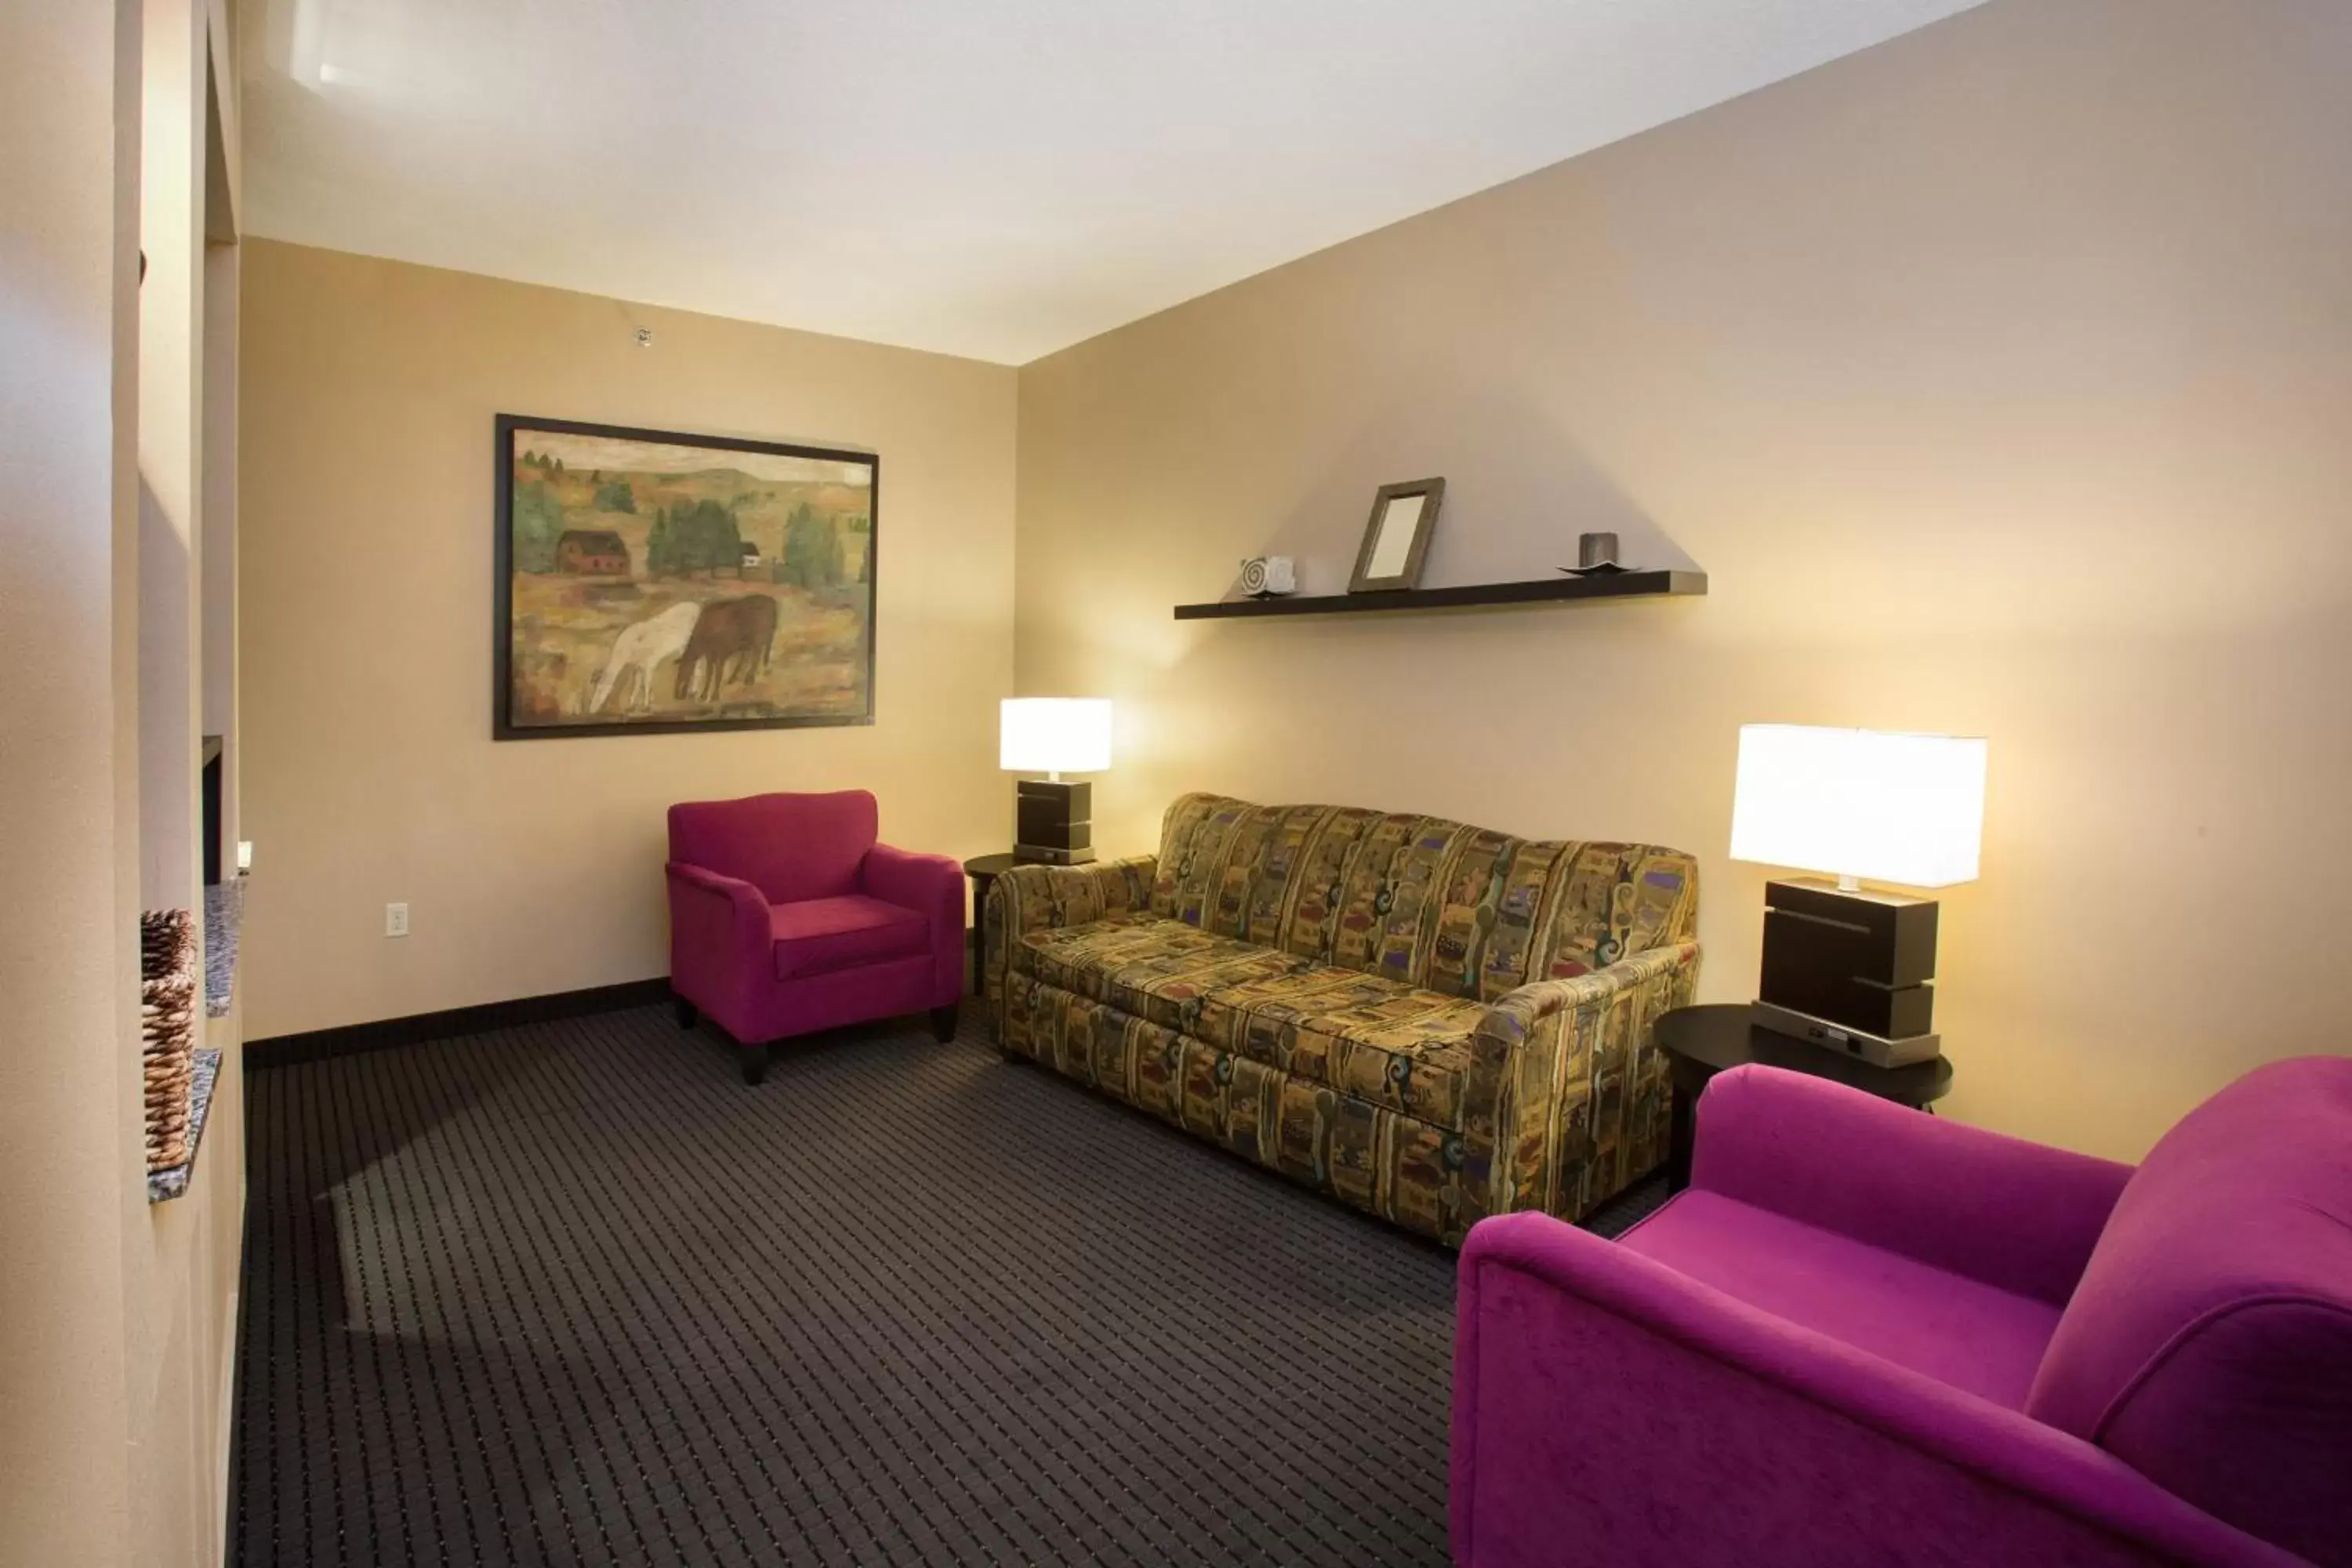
[385,902,410,938]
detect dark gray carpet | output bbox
[236,1003,1664,1566]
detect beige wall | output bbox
[1014,0,2352,1161]
[0,3,140,1560]
[239,241,1018,1040]
[3,2,246,1564]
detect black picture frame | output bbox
[492,413,879,740]
[1348,477,1445,593]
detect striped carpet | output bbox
[235,1003,1663,1566]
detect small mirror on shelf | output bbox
[1348,477,1444,593]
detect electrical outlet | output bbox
[385,902,409,938]
[236,840,254,873]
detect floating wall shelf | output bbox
[1172,569,1707,620]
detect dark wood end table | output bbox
[1657,1003,1954,1192]
[961,853,1020,996]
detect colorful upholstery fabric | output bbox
[1194,965,1486,1129]
[1019,913,1314,1032]
[985,793,1700,1243]
[1149,793,1697,997]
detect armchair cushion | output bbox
[1620,1191,2063,1407]
[668,790,877,906]
[1692,1062,2132,1306]
[770,895,929,982]
[2025,1056,2352,1567]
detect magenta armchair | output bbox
[666,790,964,1084]
[1454,1058,2352,1568]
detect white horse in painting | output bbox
[584,601,701,715]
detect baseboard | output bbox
[245,977,672,1067]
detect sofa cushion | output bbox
[1192,966,1483,1130]
[1018,915,1483,1130]
[2024,1056,2352,1566]
[1151,798,1382,957]
[1149,792,1698,1001]
[771,895,928,981]
[1018,913,1313,1033]
[1622,1191,2064,1409]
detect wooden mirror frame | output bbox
[1347,477,1445,593]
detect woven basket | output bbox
[140,909,198,1174]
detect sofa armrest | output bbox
[1453,1212,2294,1568]
[666,861,771,1025]
[860,843,964,1006]
[1693,1065,2134,1306]
[982,855,1156,1018]
[1468,941,1700,1225]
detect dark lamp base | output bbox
[1758,877,1942,1065]
[1014,779,1095,866]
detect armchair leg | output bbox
[928,1003,958,1044]
[673,995,697,1030]
[740,1041,769,1087]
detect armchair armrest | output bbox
[665,861,771,1025]
[982,855,1156,1018]
[1467,941,1700,1226]
[859,843,964,1006]
[1454,1212,2295,1568]
[860,843,963,928]
[1693,1065,2134,1306]
[666,860,770,920]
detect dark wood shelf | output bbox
[1172,569,1706,620]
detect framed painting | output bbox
[492,414,877,739]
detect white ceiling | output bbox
[239,0,1983,365]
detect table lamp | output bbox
[1000,698,1112,865]
[1729,724,1987,1067]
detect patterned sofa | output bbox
[984,792,1700,1244]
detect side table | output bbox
[961,853,1019,996]
[1657,1003,1954,1192]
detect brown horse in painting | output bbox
[675,594,779,702]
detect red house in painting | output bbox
[556,528,630,575]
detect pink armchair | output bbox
[1453,1059,2352,1568]
[666,790,964,1084]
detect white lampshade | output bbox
[1730,724,1987,889]
[1000,698,1113,775]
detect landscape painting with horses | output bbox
[493,416,876,738]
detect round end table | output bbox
[1657,1004,1953,1191]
